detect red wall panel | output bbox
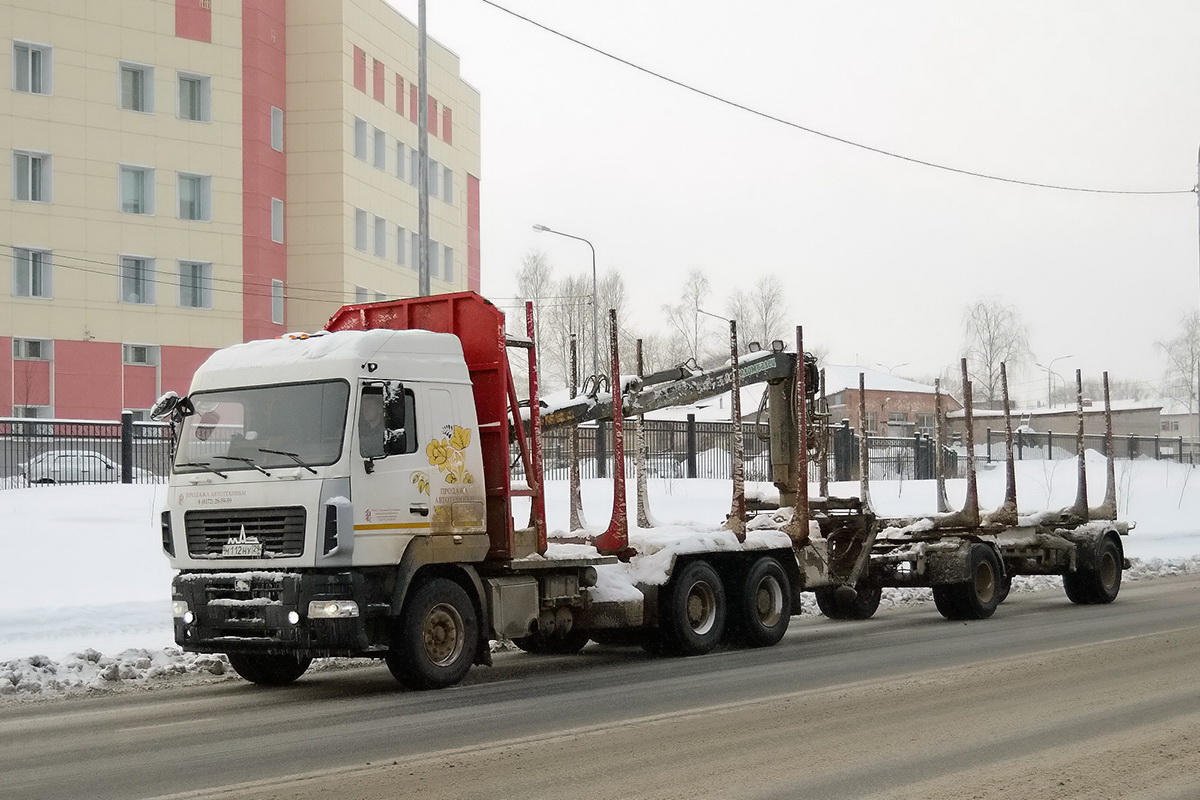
[11,359,51,406]
[161,346,216,398]
[55,341,122,419]
[409,84,418,122]
[373,59,385,102]
[442,106,452,144]
[176,0,212,42]
[428,96,439,138]
[467,173,481,292]
[395,73,406,117]
[353,45,366,92]
[242,0,288,342]
[123,365,159,411]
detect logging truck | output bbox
[155,291,1129,688]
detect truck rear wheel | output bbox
[732,557,790,647]
[386,577,478,690]
[1064,536,1122,605]
[660,559,726,656]
[933,544,1002,621]
[814,578,882,621]
[227,653,312,686]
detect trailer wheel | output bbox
[1064,536,1122,605]
[227,653,312,686]
[933,544,1002,621]
[660,560,726,656]
[814,579,882,621]
[995,571,1013,604]
[732,557,790,647]
[386,577,478,690]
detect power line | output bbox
[478,0,1195,197]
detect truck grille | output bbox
[184,507,306,558]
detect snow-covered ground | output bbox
[3,453,1199,698]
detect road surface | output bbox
[3,575,1198,800]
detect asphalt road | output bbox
[4,575,1198,800]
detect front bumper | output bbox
[172,570,387,658]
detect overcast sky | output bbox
[388,0,1200,402]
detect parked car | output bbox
[21,450,150,484]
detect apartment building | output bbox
[1,0,481,420]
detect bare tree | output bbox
[541,273,592,390]
[726,274,790,352]
[963,299,1030,409]
[1158,310,1200,412]
[663,269,714,366]
[514,250,554,355]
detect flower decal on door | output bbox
[425,425,475,485]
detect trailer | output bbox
[156,291,1129,689]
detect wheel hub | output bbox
[423,603,465,666]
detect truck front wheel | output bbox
[227,653,312,686]
[386,577,479,690]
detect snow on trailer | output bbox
[152,291,1133,691]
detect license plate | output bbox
[222,542,263,558]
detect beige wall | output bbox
[1,0,246,349]
[286,0,481,332]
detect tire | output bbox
[386,577,479,690]
[659,560,727,656]
[933,544,1002,621]
[513,627,590,655]
[1064,536,1122,605]
[995,571,1013,604]
[227,653,312,686]
[814,579,882,621]
[732,557,791,648]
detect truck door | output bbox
[351,383,429,561]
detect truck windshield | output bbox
[174,380,350,474]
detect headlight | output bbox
[172,600,189,618]
[307,600,360,619]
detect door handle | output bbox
[409,503,430,517]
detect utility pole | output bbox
[417,0,430,296]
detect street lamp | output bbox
[875,361,909,375]
[1036,355,1074,408]
[533,224,598,378]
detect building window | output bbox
[177,73,210,121]
[373,127,387,170]
[354,208,368,250]
[428,159,440,200]
[13,42,51,94]
[12,248,52,298]
[409,148,420,186]
[178,173,210,221]
[120,165,154,214]
[396,225,407,266]
[13,150,50,202]
[428,239,440,280]
[122,343,159,366]
[1163,419,1180,432]
[443,246,454,281]
[917,413,936,434]
[119,256,155,304]
[443,167,454,204]
[865,412,877,434]
[410,231,419,269]
[355,285,368,303]
[375,291,386,302]
[374,215,386,257]
[179,261,212,309]
[271,279,284,324]
[119,62,153,112]
[12,337,51,360]
[354,116,367,160]
[396,142,406,180]
[271,198,284,243]
[13,405,52,433]
[271,106,284,151]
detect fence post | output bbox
[596,421,608,479]
[1047,430,1053,457]
[1154,434,1160,461]
[685,413,697,479]
[1016,428,1024,460]
[120,411,134,484]
[986,428,992,463]
[913,433,925,480]
[1127,433,1135,460]
[833,420,853,482]
[1179,436,1185,464]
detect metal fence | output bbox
[980,428,1197,464]
[0,414,172,487]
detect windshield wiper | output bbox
[178,461,228,479]
[258,448,319,475]
[214,455,272,476]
